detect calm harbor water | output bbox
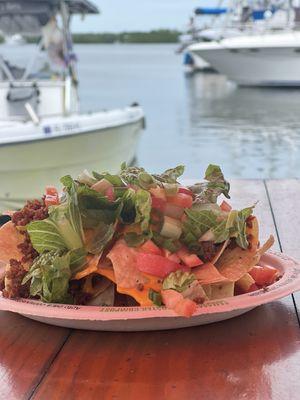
[2,43,300,179]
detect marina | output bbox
[1,2,300,400]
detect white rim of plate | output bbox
[0,251,300,321]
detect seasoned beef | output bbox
[2,259,30,299]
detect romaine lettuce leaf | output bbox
[134,189,152,231]
[76,185,121,228]
[27,220,66,253]
[85,222,115,255]
[27,177,85,253]
[22,250,72,303]
[120,188,151,232]
[120,163,184,190]
[188,164,230,204]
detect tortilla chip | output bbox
[211,239,230,264]
[97,263,116,283]
[210,281,235,300]
[194,262,231,285]
[73,254,101,280]
[107,240,148,289]
[0,221,24,264]
[215,217,274,282]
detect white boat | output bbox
[188,31,300,86]
[4,34,26,46]
[188,2,300,86]
[0,0,145,211]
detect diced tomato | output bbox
[162,249,181,263]
[161,289,197,317]
[140,240,162,256]
[220,200,232,212]
[150,187,166,201]
[46,186,58,197]
[151,196,166,212]
[136,253,182,278]
[105,186,115,202]
[249,265,278,286]
[178,187,193,197]
[45,194,59,206]
[167,193,193,209]
[161,289,182,308]
[247,283,259,293]
[164,203,184,219]
[174,298,197,317]
[92,178,113,193]
[176,247,203,268]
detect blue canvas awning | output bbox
[194,7,228,16]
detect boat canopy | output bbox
[194,7,228,16]
[0,0,99,35]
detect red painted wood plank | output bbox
[0,311,70,400]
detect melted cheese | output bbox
[97,266,162,306]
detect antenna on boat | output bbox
[60,0,80,115]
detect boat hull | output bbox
[194,47,300,86]
[0,112,144,210]
[189,33,300,86]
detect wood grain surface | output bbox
[0,180,300,400]
[31,181,300,400]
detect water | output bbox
[2,43,300,179]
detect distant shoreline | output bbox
[72,30,181,44]
[0,30,181,45]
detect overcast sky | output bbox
[72,0,212,32]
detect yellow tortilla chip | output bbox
[194,262,230,285]
[72,254,101,280]
[96,259,162,306]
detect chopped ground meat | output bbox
[0,277,4,291]
[2,259,30,299]
[18,233,39,264]
[12,197,48,227]
[12,197,48,264]
[200,241,219,262]
[2,198,49,298]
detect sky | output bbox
[72,0,212,33]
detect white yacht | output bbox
[188,2,300,86]
[0,0,145,211]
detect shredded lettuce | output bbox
[163,271,196,293]
[124,231,152,247]
[22,251,72,303]
[134,189,152,231]
[148,289,162,306]
[182,205,255,251]
[189,164,230,204]
[92,171,124,187]
[152,232,180,253]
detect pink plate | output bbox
[1,251,300,331]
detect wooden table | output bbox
[1,180,300,400]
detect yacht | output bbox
[188,2,300,86]
[0,0,145,211]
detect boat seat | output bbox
[6,83,39,118]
